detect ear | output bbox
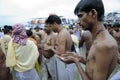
[89,9,97,18]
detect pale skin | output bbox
[58,9,118,80]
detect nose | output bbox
[77,18,82,26]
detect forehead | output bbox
[77,11,88,18]
[45,24,52,27]
[77,11,86,15]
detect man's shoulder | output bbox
[95,39,117,52]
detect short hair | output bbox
[26,30,33,37]
[3,25,13,34]
[74,0,105,21]
[45,15,61,24]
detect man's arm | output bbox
[79,34,84,48]
[93,44,116,80]
[43,35,56,58]
[74,60,89,80]
[58,52,86,64]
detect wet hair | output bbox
[3,25,13,34]
[45,15,61,24]
[26,30,33,37]
[8,26,13,30]
[74,0,105,21]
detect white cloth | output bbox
[46,56,57,80]
[16,68,40,80]
[0,35,12,56]
[55,56,75,80]
[110,71,120,80]
[6,40,39,72]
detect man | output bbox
[43,25,57,80]
[0,47,13,80]
[45,15,74,80]
[79,30,92,58]
[0,25,13,56]
[109,23,120,52]
[58,0,118,80]
[6,24,40,80]
[73,23,81,41]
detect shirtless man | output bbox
[109,23,120,52]
[45,15,74,80]
[58,0,118,80]
[79,30,92,58]
[43,25,57,80]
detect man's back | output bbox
[79,30,92,54]
[86,30,118,80]
[57,28,72,53]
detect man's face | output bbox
[44,26,51,34]
[47,23,57,32]
[77,11,93,31]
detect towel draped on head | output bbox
[12,23,27,45]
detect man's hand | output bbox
[56,55,76,64]
[56,52,80,64]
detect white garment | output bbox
[55,56,75,80]
[46,56,57,80]
[110,71,120,80]
[6,40,39,72]
[16,68,40,80]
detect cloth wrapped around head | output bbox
[12,23,27,45]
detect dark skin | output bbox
[57,9,118,80]
[45,23,72,56]
[43,26,57,58]
[79,30,93,58]
[0,48,13,80]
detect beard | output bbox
[84,23,93,31]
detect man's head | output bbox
[3,25,13,34]
[45,15,61,32]
[44,25,52,35]
[74,0,105,30]
[34,26,40,32]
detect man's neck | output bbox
[57,25,63,33]
[91,22,105,40]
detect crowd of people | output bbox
[0,0,120,80]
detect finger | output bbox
[61,54,69,57]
